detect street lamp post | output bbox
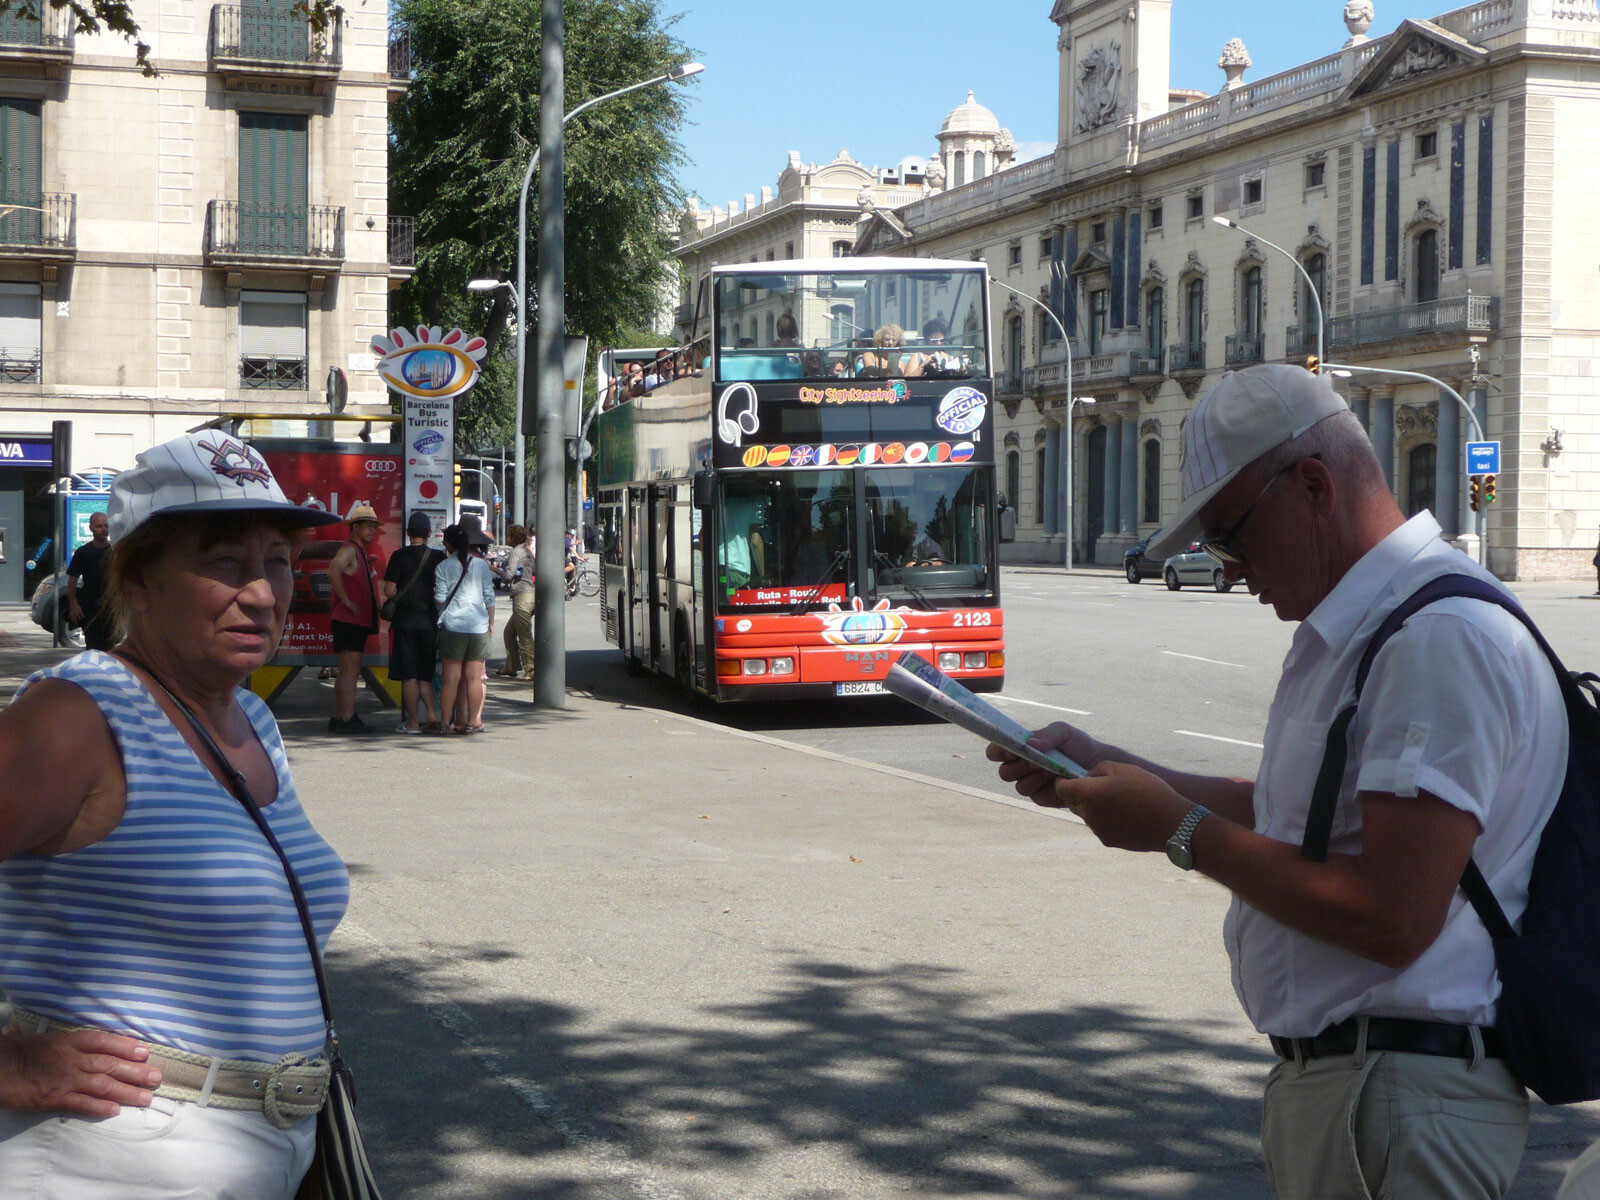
[988,276,1086,569]
[1212,216,1323,371]
[1323,361,1487,567]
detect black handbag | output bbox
[118,652,383,1200]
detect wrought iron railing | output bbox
[240,356,308,389]
[387,30,410,80]
[210,3,341,66]
[1131,349,1163,376]
[207,200,345,260]
[0,352,41,383]
[0,5,73,48]
[1169,342,1206,372]
[1326,294,1500,349]
[1226,332,1265,366]
[1284,323,1323,357]
[0,192,76,250]
[387,215,415,268]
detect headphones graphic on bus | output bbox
[717,382,761,446]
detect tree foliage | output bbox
[389,0,692,450]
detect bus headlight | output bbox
[744,658,768,676]
[938,651,962,671]
[963,651,988,670]
[769,656,795,675]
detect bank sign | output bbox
[0,438,53,467]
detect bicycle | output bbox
[566,556,600,599]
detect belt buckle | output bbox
[261,1055,328,1129]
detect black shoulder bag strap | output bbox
[1300,572,1571,942]
[114,651,347,1071]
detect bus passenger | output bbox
[774,313,801,348]
[855,325,907,377]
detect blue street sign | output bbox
[1466,441,1500,475]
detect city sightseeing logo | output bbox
[816,596,913,647]
[372,326,488,399]
[798,380,908,406]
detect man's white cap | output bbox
[107,431,345,541]
[1146,364,1349,560]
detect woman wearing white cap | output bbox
[0,431,352,1197]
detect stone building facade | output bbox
[856,0,1600,581]
[0,0,412,601]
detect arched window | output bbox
[1241,266,1263,339]
[1414,229,1439,303]
[1006,449,1020,511]
[953,151,966,188]
[1005,315,1023,387]
[1145,287,1164,360]
[973,151,986,180]
[1185,278,1204,346]
[1034,444,1047,523]
[1301,253,1326,343]
[1143,439,1161,524]
[1407,443,1437,517]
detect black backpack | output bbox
[1302,572,1600,1104]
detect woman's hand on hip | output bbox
[0,1028,162,1117]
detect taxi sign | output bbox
[1466,441,1500,476]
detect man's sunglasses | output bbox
[1199,455,1319,567]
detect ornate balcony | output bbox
[1326,294,1500,351]
[1225,332,1265,367]
[209,3,341,92]
[1130,349,1163,378]
[1079,351,1137,384]
[0,6,73,76]
[1169,341,1206,373]
[387,215,415,275]
[206,201,345,271]
[0,192,77,264]
[1284,323,1322,359]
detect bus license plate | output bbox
[836,681,887,696]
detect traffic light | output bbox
[1303,354,1320,374]
[1484,473,1497,504]
[453,464,462,498]
[1469,476,1481,512]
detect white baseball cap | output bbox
[108,431,346,541]
[1146,364,1349,560]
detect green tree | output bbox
[389,0,692,451]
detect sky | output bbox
[668,0,1451,209]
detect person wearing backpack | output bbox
[990,364,1566,1200]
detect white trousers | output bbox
[0,1095,316,1200]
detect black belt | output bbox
[1270,1016,1502,1063]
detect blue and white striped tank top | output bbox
[0,652,350,1062]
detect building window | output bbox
[0,282,42,383]
[239,290,308,389]
[1005,315,1023,387]
[1414,228,1439,302]
[832,240,851,258]
[1186,193,1204,221]
[953,151,965,187]
[1034,445,1047,523]
[765,250,775,261]
[1142,439,1161,524]
[1416,130,1438,161]
[830,305,852,343]
[1301,253,1326,345]
[238,112,309,255]
[1039,235,1052,260]
[785,241,794,258]
[1089,288,1108,355]
[973,151,986,180]
[1005,449,1020,512]
[1243,177,1263,206]
[1185,278,1204,345]
[1148,203,1163,230]
[1091,221,1106,244]
[765,313,775,344]
[1145,287,1164,358]
[1241,266,1262,339]
[1007,242,1022,267]
[1406,443,1437,517]
[1305,160,1326,189]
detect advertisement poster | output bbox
[64,494,110,558]
[254,440,404,661]
[402,394,454,538]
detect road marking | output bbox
[1174,729,1264,749]
[991,694,1093,717]
[1161,650,1245,668]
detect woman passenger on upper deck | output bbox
[856,324,920,378]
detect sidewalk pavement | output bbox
[1,607,1595,1199]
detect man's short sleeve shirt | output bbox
[1224,513,1565,1037]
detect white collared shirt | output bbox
[1225,513,1566,1037]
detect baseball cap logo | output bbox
[198,436,272,487]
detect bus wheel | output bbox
[621,596,645,676]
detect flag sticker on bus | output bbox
[735,441,977,469]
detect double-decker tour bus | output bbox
[593,257,1003,701]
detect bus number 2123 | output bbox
[952,611,993,628]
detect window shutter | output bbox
[0,98,42,200]
[0,283,41,357]
[240,291,306,358]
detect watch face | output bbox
[1166,840,1194,871]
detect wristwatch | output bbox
[1166,804,1211,871]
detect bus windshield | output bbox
[717,471,855,608]
[865,467,992,603]
[715,269,989,384]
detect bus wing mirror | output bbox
[693,473,716,510]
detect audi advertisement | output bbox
[252,439,403,661]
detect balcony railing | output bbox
[0,352,41,384]
[0,5,73,49]
[210,3,341,67]
[241,356,308,389]
[1326,294,1501,349]
[1169,342,1206,373]
[0,192,76,254]
[206,200,345,262]
[387,30,410,80]
[1131,349,1163,377]
[387,215,415,269]
[1226,332,1265,367]
[1079,351,1137,383]
[1284,323,1323,358]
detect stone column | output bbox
[1119,416,1139,534]
[1042,426,1060,536]
[1370,387,1396,491]
[1350,388,1371,433]
[1102,416,1123,550]
[1434,385,1461,539]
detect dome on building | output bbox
[940,91,1001,137]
